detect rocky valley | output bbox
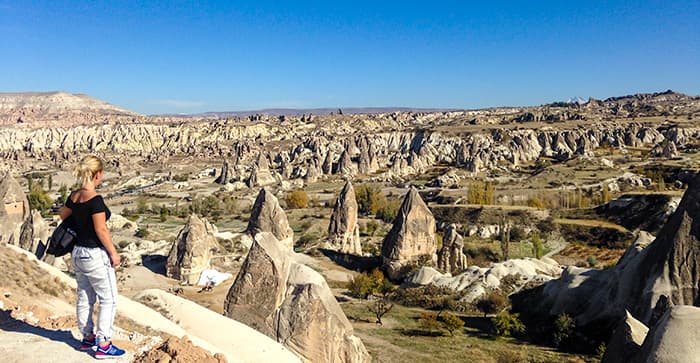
[1,90,699,363]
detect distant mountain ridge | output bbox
[0,91,138,126]
[156,107,457,118]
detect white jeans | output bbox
[72,245,118,343]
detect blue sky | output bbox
[1,1,698,114]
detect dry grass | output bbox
[553,218,629,232]
[0,245,73,300]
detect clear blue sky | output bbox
[1,1,698,114]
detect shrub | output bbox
[587,255,598,267]
[348,269,387,299]
[492,311,525,337]
[419,312,440,334]
[441,312,464,336]
[527,197,545,208]
[285,190,309,209]
[135,228,150,238]
[476,292,507,317]
[296,233,317,249]
[363,220,381,237]
[553,314,575,347]
[392,285,457,310]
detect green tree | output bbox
[476,292,507,317]
[28,184,52,212]
[58,184,68,204]
[355,184,388,215]
[532,232,544,259]
[47,174,53,191]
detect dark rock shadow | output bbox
[319,249,381,272]
[141,254,167,275]
[0,309,83,352]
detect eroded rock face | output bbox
[246,188,294,248]
[0,173,29,244]
[224,232,370,363]
[381,187,437,280]
[437,224,467,274]
[326,181,362,255]
[632,306,700,363]
[512,172,700,347]
[602,311,649,363]
[18,209,49,255]
[166,214,219,285]
[214,160,229,184]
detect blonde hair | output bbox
[74,155,104,186]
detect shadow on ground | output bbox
[141,254,167,275]
[319,249,381,272]
[0,309,83,352]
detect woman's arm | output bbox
[59,206,72,221]
[92,212,120,267]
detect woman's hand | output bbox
[109,252,121,268]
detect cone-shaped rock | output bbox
[246,188,293,248]
[437,224,467,274]
[247,153,276,187]
[224,232,370,363]
[214,160,229,184]
[19,209,49,255]
[0,173,29,244]
[166,214,219,285]
[335,150,356,176]
[512,172,700,346]
[326,181,362,255]
[381,187,437,280]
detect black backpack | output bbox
[46,216,78,257]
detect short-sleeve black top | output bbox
[65,194,111,249]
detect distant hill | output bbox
[157,107,457,118]
[0,91,138,126]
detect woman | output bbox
[60,155,125,359]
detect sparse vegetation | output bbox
[285,190,309,209]
[492,311,526,337]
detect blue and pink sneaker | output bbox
[94,341,125,359]
[79,335,96,350]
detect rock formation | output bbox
[381,187,438,280]
[18,210,49,255]
[0,173,29,244]
[437,224,467,274]
[631,306,700,362]
[247,153,277,188]
[246,188,294,248]
[326,181,362,255]
[601,311,649,363]
[166,214,220,285]
[224,232,370,363]
[214,160,229,184]
[512,172,700,348]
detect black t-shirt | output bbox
[65,194,111,249]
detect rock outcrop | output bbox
[214,160,229,184]
[631,306,700,363]
[512,172,700,348]
[166,214,220,285]
[601,311,649,363]
[437,224,467,274]
[247,153,277,187]
[224,232,370,363]
[0,173,29,244]
[246,188,294,248]
[381,188,438,280]
[326,181,362,255]
[18,209,49,255]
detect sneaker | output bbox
[94,342,125,359]
[79,335,96,350]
